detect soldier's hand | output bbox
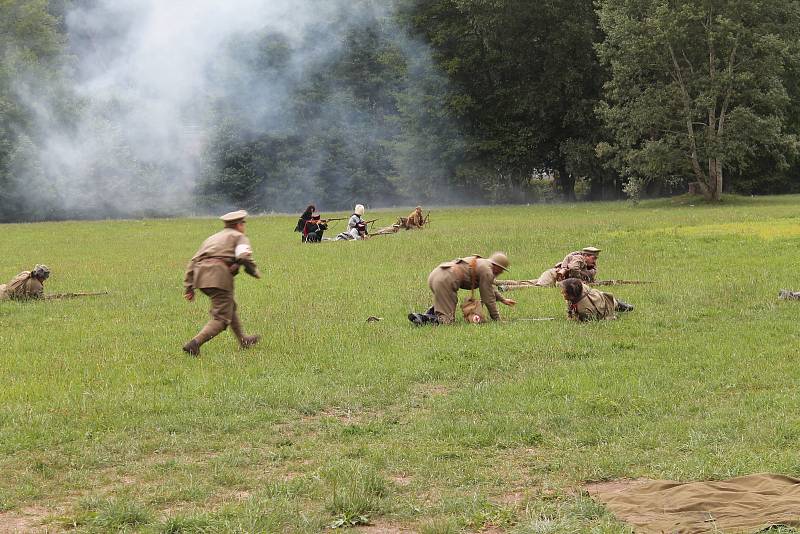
[502,298,517,307]
[184,289,195,302]
[229,263,241,275]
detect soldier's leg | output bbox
[229,300,260,348]
[196,288,235,343]
[428,270,457,324]
[535,268,558,287]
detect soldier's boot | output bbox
[240,335,261,348]
[408,313,425,326]
[182,339,201,357]
[779,289,800,300]
[615,299,634,312]
[230,314,261,349]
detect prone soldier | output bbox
[535,246,601,286]
[559,277,633,321]
[0,264,50,300]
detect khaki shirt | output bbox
[0,271,44,300]
[406,210,424,227]
[184,228,259,291]
[557,251,596,282]
[569,283,616,321]
[437,255,504,320]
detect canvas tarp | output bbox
[586,473,800,533]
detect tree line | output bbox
[1,0,799,222]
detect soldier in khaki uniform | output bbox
[183,210,261,356]
[559,277,633,321]
[0,265,50,300]
[403,206,425,229]
[534,246,600,287]
[410,252,516,325]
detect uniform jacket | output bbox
[436,255,504,320]
[557,251,597,282]
[0,271,44,300]
[406,210,424,227]
[184,228,259,292]
[568,283,617,321]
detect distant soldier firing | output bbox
[182,210,261,357]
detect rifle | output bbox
[321,217,346,222]
[45,291,109,300]
[514,317,555,321]
[423,212,430,226]
[588,280,652,286]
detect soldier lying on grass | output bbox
[0,264,50,300]
[559,277,633,321]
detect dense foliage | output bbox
[0,0,799,221]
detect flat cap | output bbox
[220,210,248,223]
[581,246,601,255]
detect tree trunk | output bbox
[556,164,576,201]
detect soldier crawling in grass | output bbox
[559,277,634,321]
[182,210,261,357]
[0,265,50,300]
[536,246,601,286]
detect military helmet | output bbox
[32,264,50,280]
[488,252,510,272]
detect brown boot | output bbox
[182,339,201,357]
[239,334,260,349]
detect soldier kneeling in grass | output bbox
[0,264,50,300]
[559,277,634,321]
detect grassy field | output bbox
[1,195,799,533]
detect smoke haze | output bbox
[8,0,458,219]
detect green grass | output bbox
[1,195,800,532]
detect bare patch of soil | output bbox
[0,505,58,533]
[355,519,415,533]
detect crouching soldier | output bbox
[559,277,633,321]
[182,210,261,357]
[409,252,516,325]
[0,264,50,300]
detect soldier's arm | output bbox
[235,236,261,278]
[183,260,195,294]
[478,271,501,320]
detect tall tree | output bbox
[397,0,607,200]
[597,0,800,201]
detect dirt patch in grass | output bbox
[0,505,58,533]
[493,490,524,505]
[355,519,415,533]
[390,474,412,487]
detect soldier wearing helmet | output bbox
[0,264,50,300]
[409,252,516,325]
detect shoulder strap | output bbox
[469,258,478,300]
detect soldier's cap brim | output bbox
[581,246,601,255]
[220,209,248,223]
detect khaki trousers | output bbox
[194,288,245,344]
[535,268,558,287]
[427,267,460,324]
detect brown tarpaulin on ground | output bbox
[586,473,800,533]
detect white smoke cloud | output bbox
[15,0,405,217]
